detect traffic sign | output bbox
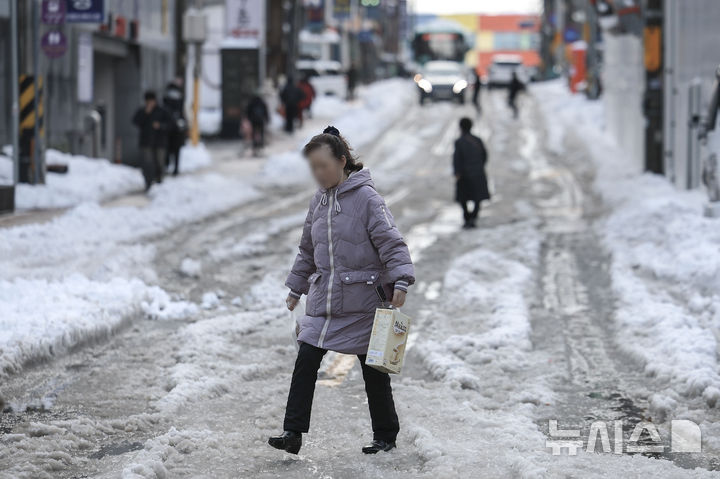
[42,0,66,25]
[41,30,68,58]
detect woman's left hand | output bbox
[390,289,406,308]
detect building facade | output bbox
[4,0,176,167]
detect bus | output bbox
[411,19,471,65]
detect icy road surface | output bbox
[2,85,720,478]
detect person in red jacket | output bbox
[297,75,316,128]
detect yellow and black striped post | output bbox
[19,74,43,134]
[18,74,44,182]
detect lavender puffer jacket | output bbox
[285,168,415,354]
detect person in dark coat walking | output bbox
[132,91,173,191]
[508,71,525,118]
[245,92,269,154]
[280,76,305,134]
[162,79,187,176]
[471,69,482,112]
[346,64,359,100]
[453,117,490,228]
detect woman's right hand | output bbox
[286,295,299,311]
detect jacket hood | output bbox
[319,168,375,194]
[339,168,374,194]
[318,168,375,213]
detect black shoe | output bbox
[362,439,396,454]
[268,431,302,454]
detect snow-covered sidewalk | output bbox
[533,80,720,413]
[0,145,213,211]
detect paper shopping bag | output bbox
[365,308,411,374]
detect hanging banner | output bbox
[66,0,104,23]
[226,0,265,41]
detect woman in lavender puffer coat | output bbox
[268,126,415,456]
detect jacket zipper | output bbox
[381,205,392,228]
[318,190,334,348]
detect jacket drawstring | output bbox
[321,189,341,213]
[334,188,341,213]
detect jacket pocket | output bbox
[306,272,323,316]
[340,270,381,315]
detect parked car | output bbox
[487,54,529,88]
[296,60,347,98]
[416,61,469,105]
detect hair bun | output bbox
[323,126,340,137]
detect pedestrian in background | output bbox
[132,91,172,191]
[163,79,187,176]
[453,117,490,228]
[346,64,359,101]
[245,91,269,155]
[508,71,525,119]
[269,126,414,456]
[298,75,316,128]
[280,76,304,134]
[471,68,482,113]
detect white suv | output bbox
[487,54,528,87]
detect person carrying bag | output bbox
[270,126,415,456]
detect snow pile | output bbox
[533,80,720,405]
[14,149,144,210]
[201,291,220,310]
[0,276,196,378]
[0,172,259,380]
[311,94,353,118]
[255,150,310,187]
[6,144,215,210]
[256,78,415,187]
[179,257,202,278]
[0,154,11,186]
[121,428,221,479]
[178,143,212,173]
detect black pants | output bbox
[141,146,165,189]
[250,121,265,149]
[166,141,181,175]
[509,95,519,118]
[461,200,481,223]
[284,105,298,133]
[283,342,400,442]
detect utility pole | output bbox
[175,0,187,78]
[10,0,20,186]
[285,0,300,79]
[32,0,44,184]
[643,0,664,174]
[184,4,206,146]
